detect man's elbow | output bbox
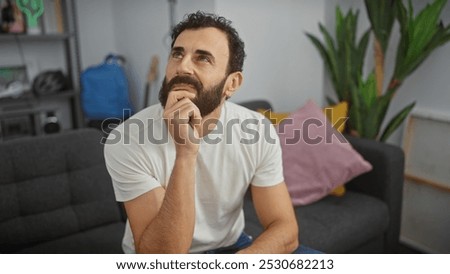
[286,221,299,253]
[287,236,299,253]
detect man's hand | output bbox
[163,90,202,156]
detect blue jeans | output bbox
[205,232,322,254]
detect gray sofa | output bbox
[239,100,405,253]
[0,129,124,253]
[0,100,404,253]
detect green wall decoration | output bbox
[16,0,44,29]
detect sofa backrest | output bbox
[238,100,273,111]
[0,129,121,253]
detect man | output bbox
[104,11,299,254]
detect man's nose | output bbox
[176,56,194,75]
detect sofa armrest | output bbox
[345,135,405,253]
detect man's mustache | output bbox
[166,75,203,93]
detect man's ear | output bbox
[224,71,243,98]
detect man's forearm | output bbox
[237,221,299,254]
[137,155,197,253]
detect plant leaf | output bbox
[348,80,363,134]
[360,72,377,110]
[405,0,446,66]
[306,32,340,98]
[356,29,371,79]
[362,92,393,139]
[394,0,450,81]
[379,101,416,142]
[319,24,339,87]
[326,96,338,106]
[364,0,396,53]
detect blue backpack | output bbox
[81,54,134,120]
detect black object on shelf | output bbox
[43,111,60,134]
[32,70,68,97]
[0,114,34,140]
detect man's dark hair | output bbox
[171,11,246,74]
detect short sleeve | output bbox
[250,118,284,187]
[104,132,161,202]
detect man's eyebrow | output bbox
[170,47,215,62]
[195,49,215,61]
[171,46,184,53]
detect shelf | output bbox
[0,33,72,42]
[0,106,51,117]
[37,90,77,100]
[0,90,76,104]
[0,90,77,117]
[0,0,82,141]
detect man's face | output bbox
[159,27,230,116]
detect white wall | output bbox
[75,0,450,130]
[76,0,117,69]
[110,0,215,110]
[77,0,215,111]
[75,0,325,113]
[216,0,326,112]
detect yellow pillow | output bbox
[329,185,346,196]
[259,101,349,197]
[323,101,348,133]
[324,102,348,196]
[257,109,290,125]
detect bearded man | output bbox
[104,11,311,254]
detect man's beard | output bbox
[159,75,227,117]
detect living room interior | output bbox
[0,0,449,254]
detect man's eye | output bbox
[171,52,183,59]
[197,55,211,63]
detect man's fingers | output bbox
[165,100,201,126]
[164,97,193,115]
[163,90,201,147]
[165,99,198,116]
[165,90,196,109]
[190,105,202,130]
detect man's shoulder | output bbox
[225,101,266,120]
[119,103,162,129]
[129,103,164,123]
[223,101,277,143]
[105,104,165,145]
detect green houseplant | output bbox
[307,0,450,142]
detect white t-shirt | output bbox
[104,101,284,253]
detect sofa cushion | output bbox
[0,129,123,253]
[243,190,389,253]
[15,222,125,254]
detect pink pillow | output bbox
[277,100,372,206]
